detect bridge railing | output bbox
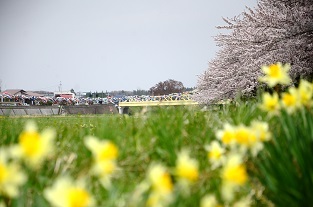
[118,94,195,103]
[118,94,198,108]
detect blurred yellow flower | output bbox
[259,62,291,87]
[175,149,199,183]
[233,196,251,207]
[0,149,27,198]
[259,92,280,116]
[147,163,173,207]
[91,160,117,188]
[298,79,313,107]
[221,154,247,201]
[44,176,94,207]
[216,123,235,145]
[147,191,172,207]
[200,194,221,207]
[205,141,225,169]
[84,136,118,161]
[233,124,265,156]
[281,87,300,114]
[250,120,271,142]
[11,121,56,168]
[234,125,257,147]
[223,163,247,186]
[148,163,173,194]
[84,136,119,188]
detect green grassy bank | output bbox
[0,101,312,206]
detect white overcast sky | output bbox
[0,0,257,92]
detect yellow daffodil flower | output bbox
[205,141,225,169]
[11,121,56,169]
[259,92,280,116]
[147,191,172,207]
[233,124,265,156]
[91,160,117,188]
[146,163,173,207]
[222,162,247,186]
[221,154,248,201]
[259,62,291,87]
[0,149,27,198]
[200,194,221,207]
[281,87,300,114]
[250,120,271,142]
[84,136,118,162]
[44,176,94,207]
[175,150,199,184]
[216,123,236,145]
[84,136,119,188]
[234,125,257,147]
[297,79,313,107]
[148,163,173,194]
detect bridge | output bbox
[118,94,198,114]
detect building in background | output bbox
[53,91,75,98]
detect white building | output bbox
[54,91,75,98]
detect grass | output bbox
[0,98,312,206]
[254,108,313,206]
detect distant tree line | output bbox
[82,79,195,98]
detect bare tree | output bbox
[150,79,185,95]
[194,0,313,104]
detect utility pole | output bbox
[58,81,62,93]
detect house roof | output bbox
[1,89,43,97]
[1,89,27,96]
[26,91,44,97]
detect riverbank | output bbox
[0,104,118,116]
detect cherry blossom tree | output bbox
[149,79,185,95]
[194,0,313,104]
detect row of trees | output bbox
[85,90,150,98]
[195,0,313,104]
[82,79,195,98]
